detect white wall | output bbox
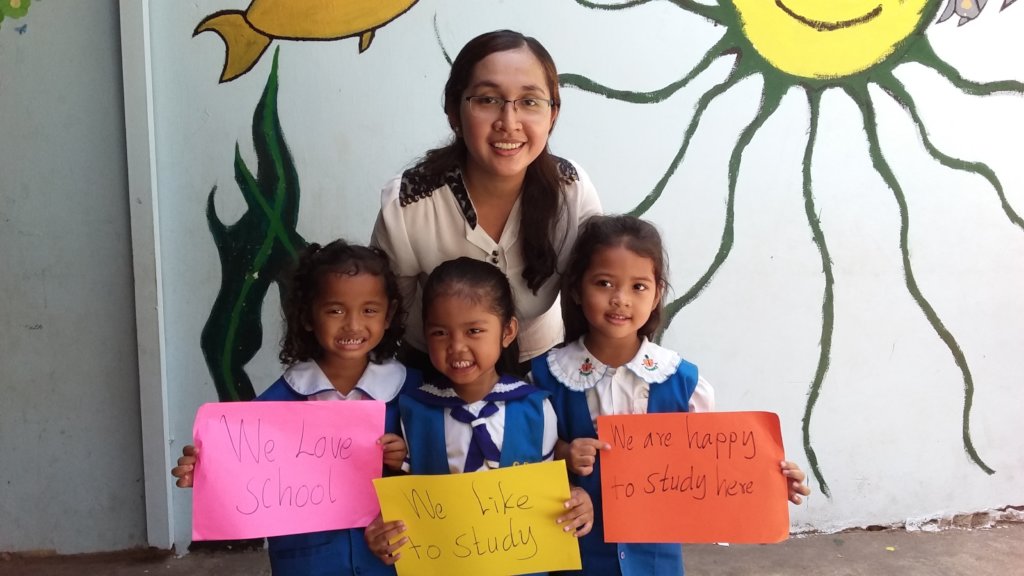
[0,0,1005,554]
[0,1,147,553]
[149,0,1023,550]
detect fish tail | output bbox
[359,30,376,52]
[195,10,272,82]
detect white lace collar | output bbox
[282,359,406,401]
[546,337,681,392]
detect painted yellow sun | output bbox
[732,0,931,79]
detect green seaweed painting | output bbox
[562,0,1021,497]
[200,49,307,402]
[196,1,421,399]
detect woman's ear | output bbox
[448,112,461,137]
[502,317,520,349]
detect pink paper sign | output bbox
[191,401,385,540]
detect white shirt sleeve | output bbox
[371,178,425,350]
[573,160,603,224]
[689,376,715,413]
[542,399,558,461]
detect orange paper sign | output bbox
[596,411,788,544]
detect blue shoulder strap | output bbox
[648,358,699,413]
[399,393,449,475]
[499,391,548,466]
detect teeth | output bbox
[338,338,364,345]
[452,360,473,369]
[492,142,523,150]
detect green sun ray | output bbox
[904,40,1024,97]
[570,0,1015,495]
[845,83,995,475]
[800,88,835,498]
[433,14,453,66]
[876,73,1024,231]
[559,36,734,104]
[630,63,749,218]
[659,78,785,338]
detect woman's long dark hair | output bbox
[279,240,404,366]
[561,215,670,344]
[414,30,565,294]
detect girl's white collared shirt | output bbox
[281,359,407,402]
[400,379,558,474]
[545,337,715,425]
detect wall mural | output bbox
[195,1,419,400]
[0,0,32,31]
[196,0,419,82]
[561,0,1020,497]
[193,0,1021,498]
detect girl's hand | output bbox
[365,514,408,565]
[556,487,594,537]
[781,460,811,504]
[562,438,610,477]
[378,434,407,471]
[170,445,198,488]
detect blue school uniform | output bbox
[399,375,555,474]
[398,376,557,576]
[531,338,701,576]
[257,359,420,576]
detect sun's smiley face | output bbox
[731,0,931,79]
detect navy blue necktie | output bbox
[449,402,501,472]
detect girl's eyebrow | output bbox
[319,298,387,307]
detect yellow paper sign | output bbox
[373,461,582,576]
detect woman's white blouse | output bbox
[371,157,602,361]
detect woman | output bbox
[371,29,602,373]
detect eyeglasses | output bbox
[464,96,557,117]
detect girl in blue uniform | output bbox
[171,239,420,576]
[530,215,811,575]
[364,257,594,568]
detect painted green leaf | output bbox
[201,49,306,401]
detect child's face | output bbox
[424,293,518,396]
[452,46,558,187]
[578,245,661,344]
[308,272,393,369]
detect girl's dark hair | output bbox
[414,29,565,294]
[422,257,519,374]
[279,240,404,365]
[561,215,670,343]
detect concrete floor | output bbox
[2,523,1022,575]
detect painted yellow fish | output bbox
[196,0,419,82]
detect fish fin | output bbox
[195,11,272,82]
[359,30,375,53]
